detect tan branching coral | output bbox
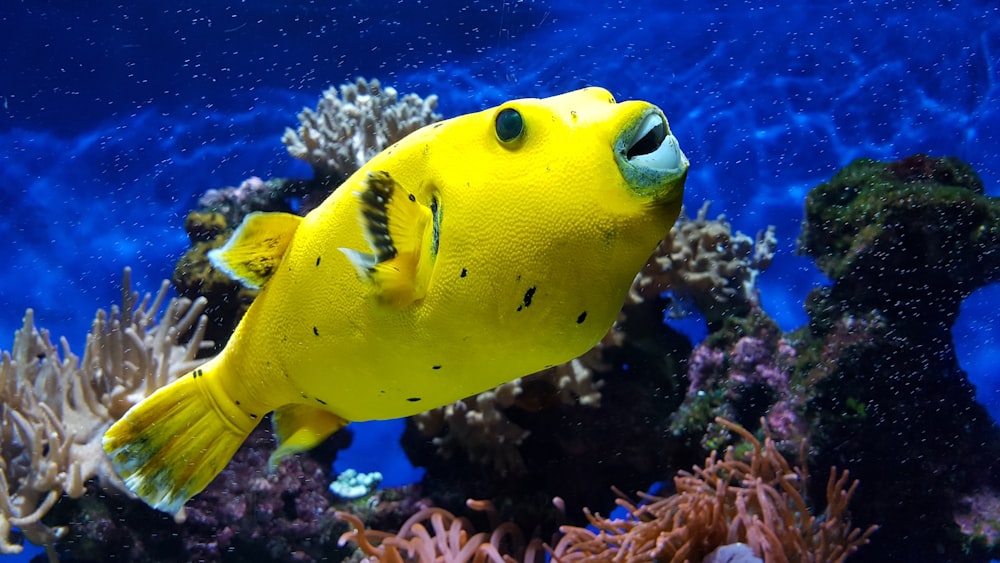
[550,418,877,562]
[0,268,211,559]
[634,202,777,324]
[282,77,442,179]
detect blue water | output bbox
[2,1,999,559]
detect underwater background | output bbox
[2,0,999,561]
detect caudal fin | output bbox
[103,363,258,513]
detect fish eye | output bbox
[494,108,524,143]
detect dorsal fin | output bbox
[208,212,302,289]
[339,171,435,307]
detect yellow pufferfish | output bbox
[103,87,689,512]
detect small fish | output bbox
[103,87,688,512]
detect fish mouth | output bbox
[615,108,688,198]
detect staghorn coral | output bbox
[550,418,877,563]
[283,77,441,181]
[635,202,776,327]
[0,268,210,560]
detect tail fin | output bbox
[103,362,258,513]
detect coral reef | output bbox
[172,210,258,350]
[551,418,877,562]
[401,283,696,536]
[339,420,875,563]
[955,489,1000,553]
[0,268,210,559]
[795,155,1000,561]
[635,202,776,327]
[196,176,296,231]
[51,425,354,562]
[798,154,1000,326]
[282,77,441,181]
[400,155,1000,562]
[670,312,806,450]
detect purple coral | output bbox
[681,330,803,442]
[687,345,726,394]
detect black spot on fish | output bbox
[407,397,421,402]
[516,286,537,312]
[460,268,468,278]
[577,311,588,324]
[315,398,327,406]
[316,256,321,266]
[313,326,320,336]
[380,390,386,395]
[249,413,258,419]
[408,193,416,202]
[301,392,308,399]
[235,400,241,406]
[432,365,442,370]
[433,123,443,129]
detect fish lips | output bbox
[615,107,689,201]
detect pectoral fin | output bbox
[269,404,349,470]
[209,212,302,289]
[339,171,435,306]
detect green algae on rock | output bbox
[798,154,1000,328]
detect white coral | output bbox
[636,202,777,324]
[0,269,211,559]
[282,78,441,179]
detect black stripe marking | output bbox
[430,196,440,257]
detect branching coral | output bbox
[0,268,210,559]
[282,77,442,180]
[635,202,777,326]
[550,418,877,563]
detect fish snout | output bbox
[615,106,688,199]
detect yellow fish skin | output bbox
[102,87,689,513]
